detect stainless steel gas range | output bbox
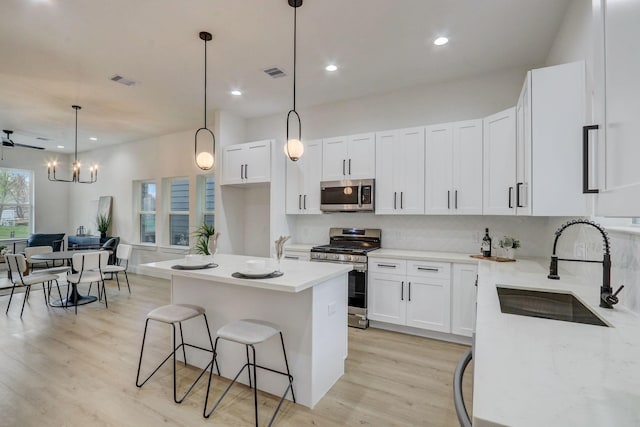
[310,228,381,329]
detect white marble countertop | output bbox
[473,258,640,427]
[139,253,351,293]
[368,248,479,264]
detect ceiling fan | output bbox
[2,130,45,150]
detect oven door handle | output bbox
[358,181,363,207]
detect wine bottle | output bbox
[481,228,492,257]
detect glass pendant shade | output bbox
[196,150,214,170]
[284,138,304,161]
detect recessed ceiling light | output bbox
[325,64,338,72]
[89,137,98,141]
[434,36,449,46]
[57,145,64,149]
[231,90,242,96]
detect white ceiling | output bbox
[0,0,570,153]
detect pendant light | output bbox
[47,105,98,184]
[194,31,216,170]
[284,0,304,162]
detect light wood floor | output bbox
[0,273,473,426]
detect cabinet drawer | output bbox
[368,258,407,275]
[283,250,310,261]
[407,260,450,279]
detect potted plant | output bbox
[96,213,112,239]
[192,222,217,255]
[498,236,521,259]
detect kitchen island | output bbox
[473,258,640,426]
[139,254,352,409]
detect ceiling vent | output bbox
[263,67,287,78]
[110,74,137,86]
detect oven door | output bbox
[348,265,369,329]
[320,179,374,212]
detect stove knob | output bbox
[319,253,327,259]
[346,255,353,262]
[331,254,339,261]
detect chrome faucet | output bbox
[547,219,624,309]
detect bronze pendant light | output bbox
[194,31,216,170]
[47,105,98,184]
[284,0,304,162]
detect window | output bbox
[202,176,215,227]
[0,168,33,239]
[168,178,189,246]
[139,181,156,243]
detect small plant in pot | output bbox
[192,222,217,255]
[498,236,521,259]
[96,214,111,239]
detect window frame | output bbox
[198,174,215,229]
[0,167,34,241]
[135,180,157,245]
[164,176,190,247]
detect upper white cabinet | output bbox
[375,127,425,215]
[592,0,640,216]
[425,120,483,215]
[222,140,272,185]
[286,139,322,214]
[322,133,375,181]
[483,107,517,215]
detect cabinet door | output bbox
[301,139,323,214]
[405,277,451,332]
[451,263,477,337]
[322,136,349,181]
[347,133,376,179]
[453,120,483,215]
[244,141,271,183]
[399,127,426,214]
[286,155,303,214]
[516,76,532,215]
[483,107,516,215]
[375,130,398,214]
[222,145,245,185]
[368,274,406,325]
[425,124,454,214]
[594,0,640,216]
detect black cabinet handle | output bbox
[342,159,346,176]
[400,192,403,209]
[417,267,439,272]
[303,194,307,210]
[583,125,600,194]
[401,281,404,301]
[508,186,513,209]
[348,158,352,175]
[408,282,412,301]
[447,190,450,209]
[298,194,302,210]
[240,164,244,179]
[284,255,299,260]
[377,263,397,268]
[516,182,523,207]
[394,192,397,210]
[245,164,248,179]
[454,190,458,209]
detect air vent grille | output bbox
[263,67,287,78]
[110,75,137,86]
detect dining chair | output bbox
[4,253,63,317]
[100,243,132,293]
[66,251,109,314]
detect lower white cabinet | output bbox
[451,263,478,337]
[368,257,451,333]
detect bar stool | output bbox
[204,319,295,426]
[136,304,219,403]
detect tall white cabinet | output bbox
[322,133,375,181]
[483,107,517,215]
[286,139,322,214]
[425,120,483,215]
[592,0,640,216]
[375,127,425,215]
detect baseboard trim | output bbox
[369,320,472,345]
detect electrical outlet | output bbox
[574,243,586,259]
[328,301,336,316]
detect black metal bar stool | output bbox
[136,304,219,403]
[204,319,295,426]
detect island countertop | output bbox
[139,253,352,293]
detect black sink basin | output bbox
[496,286,609,327]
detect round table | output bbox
[31,250,108,308]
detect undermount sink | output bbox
[496,286,609,327]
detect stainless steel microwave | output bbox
[320,179,374,212]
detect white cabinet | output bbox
[222,140,271,185]
[368,257,451,333]
[425,120,483,215]
[283,248,310,261]
[592,0,640,216]
[483,107,517,215]
[375,127,425,215]
[451,263,477,337]
[286,139,322,214]
[322,133,375,181]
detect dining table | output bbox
[30,249,108,308]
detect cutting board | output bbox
[470,255,516,262]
